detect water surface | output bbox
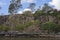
[0,37,60,40]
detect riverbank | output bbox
[0,31,60,38]
[0,37,60,40]
[0,33,60,38]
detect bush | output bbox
[41,22,57,34]
[0,24,10,31]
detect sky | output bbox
[0,0,60,15]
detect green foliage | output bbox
[51,12,57,16]
[15,24,25,31]
[34,20,40,25]
[0,3,60,34]
[0,24,10,31]
[54,25,60,33]
[22,11,32,17]
[41,21,60,33]
[8,0,22,14]
[24,21,33,27]
[57,15,60,20]
[15,20,40,31]
[34,10,45,16]
[15,21,33,31]
[28,3,36,11]
[41,22,57,33]
[0,25,3,31]
[48,9,58,16]
[34,10,45,20]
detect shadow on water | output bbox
[0,37,60,40]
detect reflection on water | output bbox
[0,37,60,40]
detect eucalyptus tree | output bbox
[41,4,53,22]
[28,3,36,12]
[8,0,22,14]
[52,9,58,24]
[42,3,53,13]
[8,0,22,31]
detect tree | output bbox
[22,10,33,17]
[54,25,60,33]
[58,15,60,20]
[34,10,45,20]
[41,22,57,34]
[15,21,33,32]
[8,0,22,31]
[0,24,10,31]
[42,3,53,13]
[34,10,45,16]
[22,10,33,24]
[28,3,36,12]
[8,0,22,14]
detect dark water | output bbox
[0,37,60,40]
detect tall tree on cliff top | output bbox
[8,0,22,30]
[42,3,53,13]
[28,3,36,12]
[8,0,22,14]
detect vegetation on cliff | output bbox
[0,0,60,34]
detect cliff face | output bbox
[0,15,9,25]
[0,14,59,25]
[0,12,60,33]
[35,15,58,24]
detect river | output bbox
[0,37,60,40]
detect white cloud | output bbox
[18,11,23,14]
[18,8,32,14]
[23,8,32,12]
[21,0,36,3]
[49,0,60,10]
